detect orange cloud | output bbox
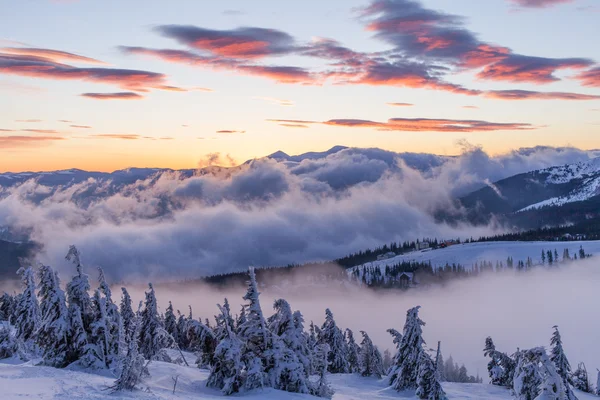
[0,135,65,148]
[91,134,140,140]
[387,102,414,107]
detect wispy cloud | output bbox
[91,134,140,140]
[269,116,534,132]
[15,119,42,123]
[21,128,60,134]
[253,96,294,106]
[485,90,600,100]
[509,0,574,8]
[387,102,414,107]
[216,129,246,134]
[70,124,91,129]
[279,123,309,128]
[80,92,144,100]
[0,135,65,148]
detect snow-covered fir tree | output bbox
[238,267,269,391]
[138,283,172,360]
[596,370,600,396]
[86,289,111,368]
[214,298,235,342]
[483,336,516,387]
[550,326,577,400]
[571,363,592,393]
[345,328,361,373]
[319,308,349,374]
[65,245,92,329]
[268,335,310,394]
[235,305,247,333]
[14,266,39,342]
[358,330,385,378]
[120,287,134,343]
[97,267,121,365]
[36,265,69,367]
[267,299,311,381]
[164,301,178,345]
[416,351,447,400]
[389,306,426,391]
[312,343,335,399]
[0,321,22,359]
[207,302,244,395]
[111,310,145,392]
[514,348,543,400]
[536,347,568,400]
[188,317,217,368]
[176,309,191,350]
[0,293,15,323]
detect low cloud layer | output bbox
[0,145,595,280]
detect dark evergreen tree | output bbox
[120,288,135,343]
[571,363,592,393]
[435,341,445,382]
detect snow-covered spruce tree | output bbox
[238,267,270,391]
[536,347,568,400]
[416,351,447,400]
[435,341,445,382]
[188,318,217,368]
[514,348,543,400]
[571,363,592,393]
[111,310,145,392]
[267,299,312,379]
[164,301,179,345]
[596,370,600,396]
[311,343,335,399]
[36,265,69,367]
[235,305,247,333]
[97,267,121,365]
[176,309,190,350]
[214,298,236,342]
[139,283,172,360]
[65,245,92,329]
[14,266,39,342]
[319,308,349,374]
[389,306,425,391]
[345,328,361,373]
[268,334,310,394]
[292,310,312,376]
[550,326,577,400]
[359,331,385,378]
[0,293,15,323]
[483,336,516,387]
[206,302,244,395]
[86,289,110,368]
[120,287,134,343]
[0,321,23,359]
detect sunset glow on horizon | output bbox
[1,0,599,172]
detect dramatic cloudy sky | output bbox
[1,0,599,172]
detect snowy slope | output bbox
[1,360,596,400]
[519,157,600,211]
[351,240,600,272]
[0,358,549,400]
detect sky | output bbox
[0,0,599,172]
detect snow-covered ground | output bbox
[352,240,600,272]
[3,357,595,400]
